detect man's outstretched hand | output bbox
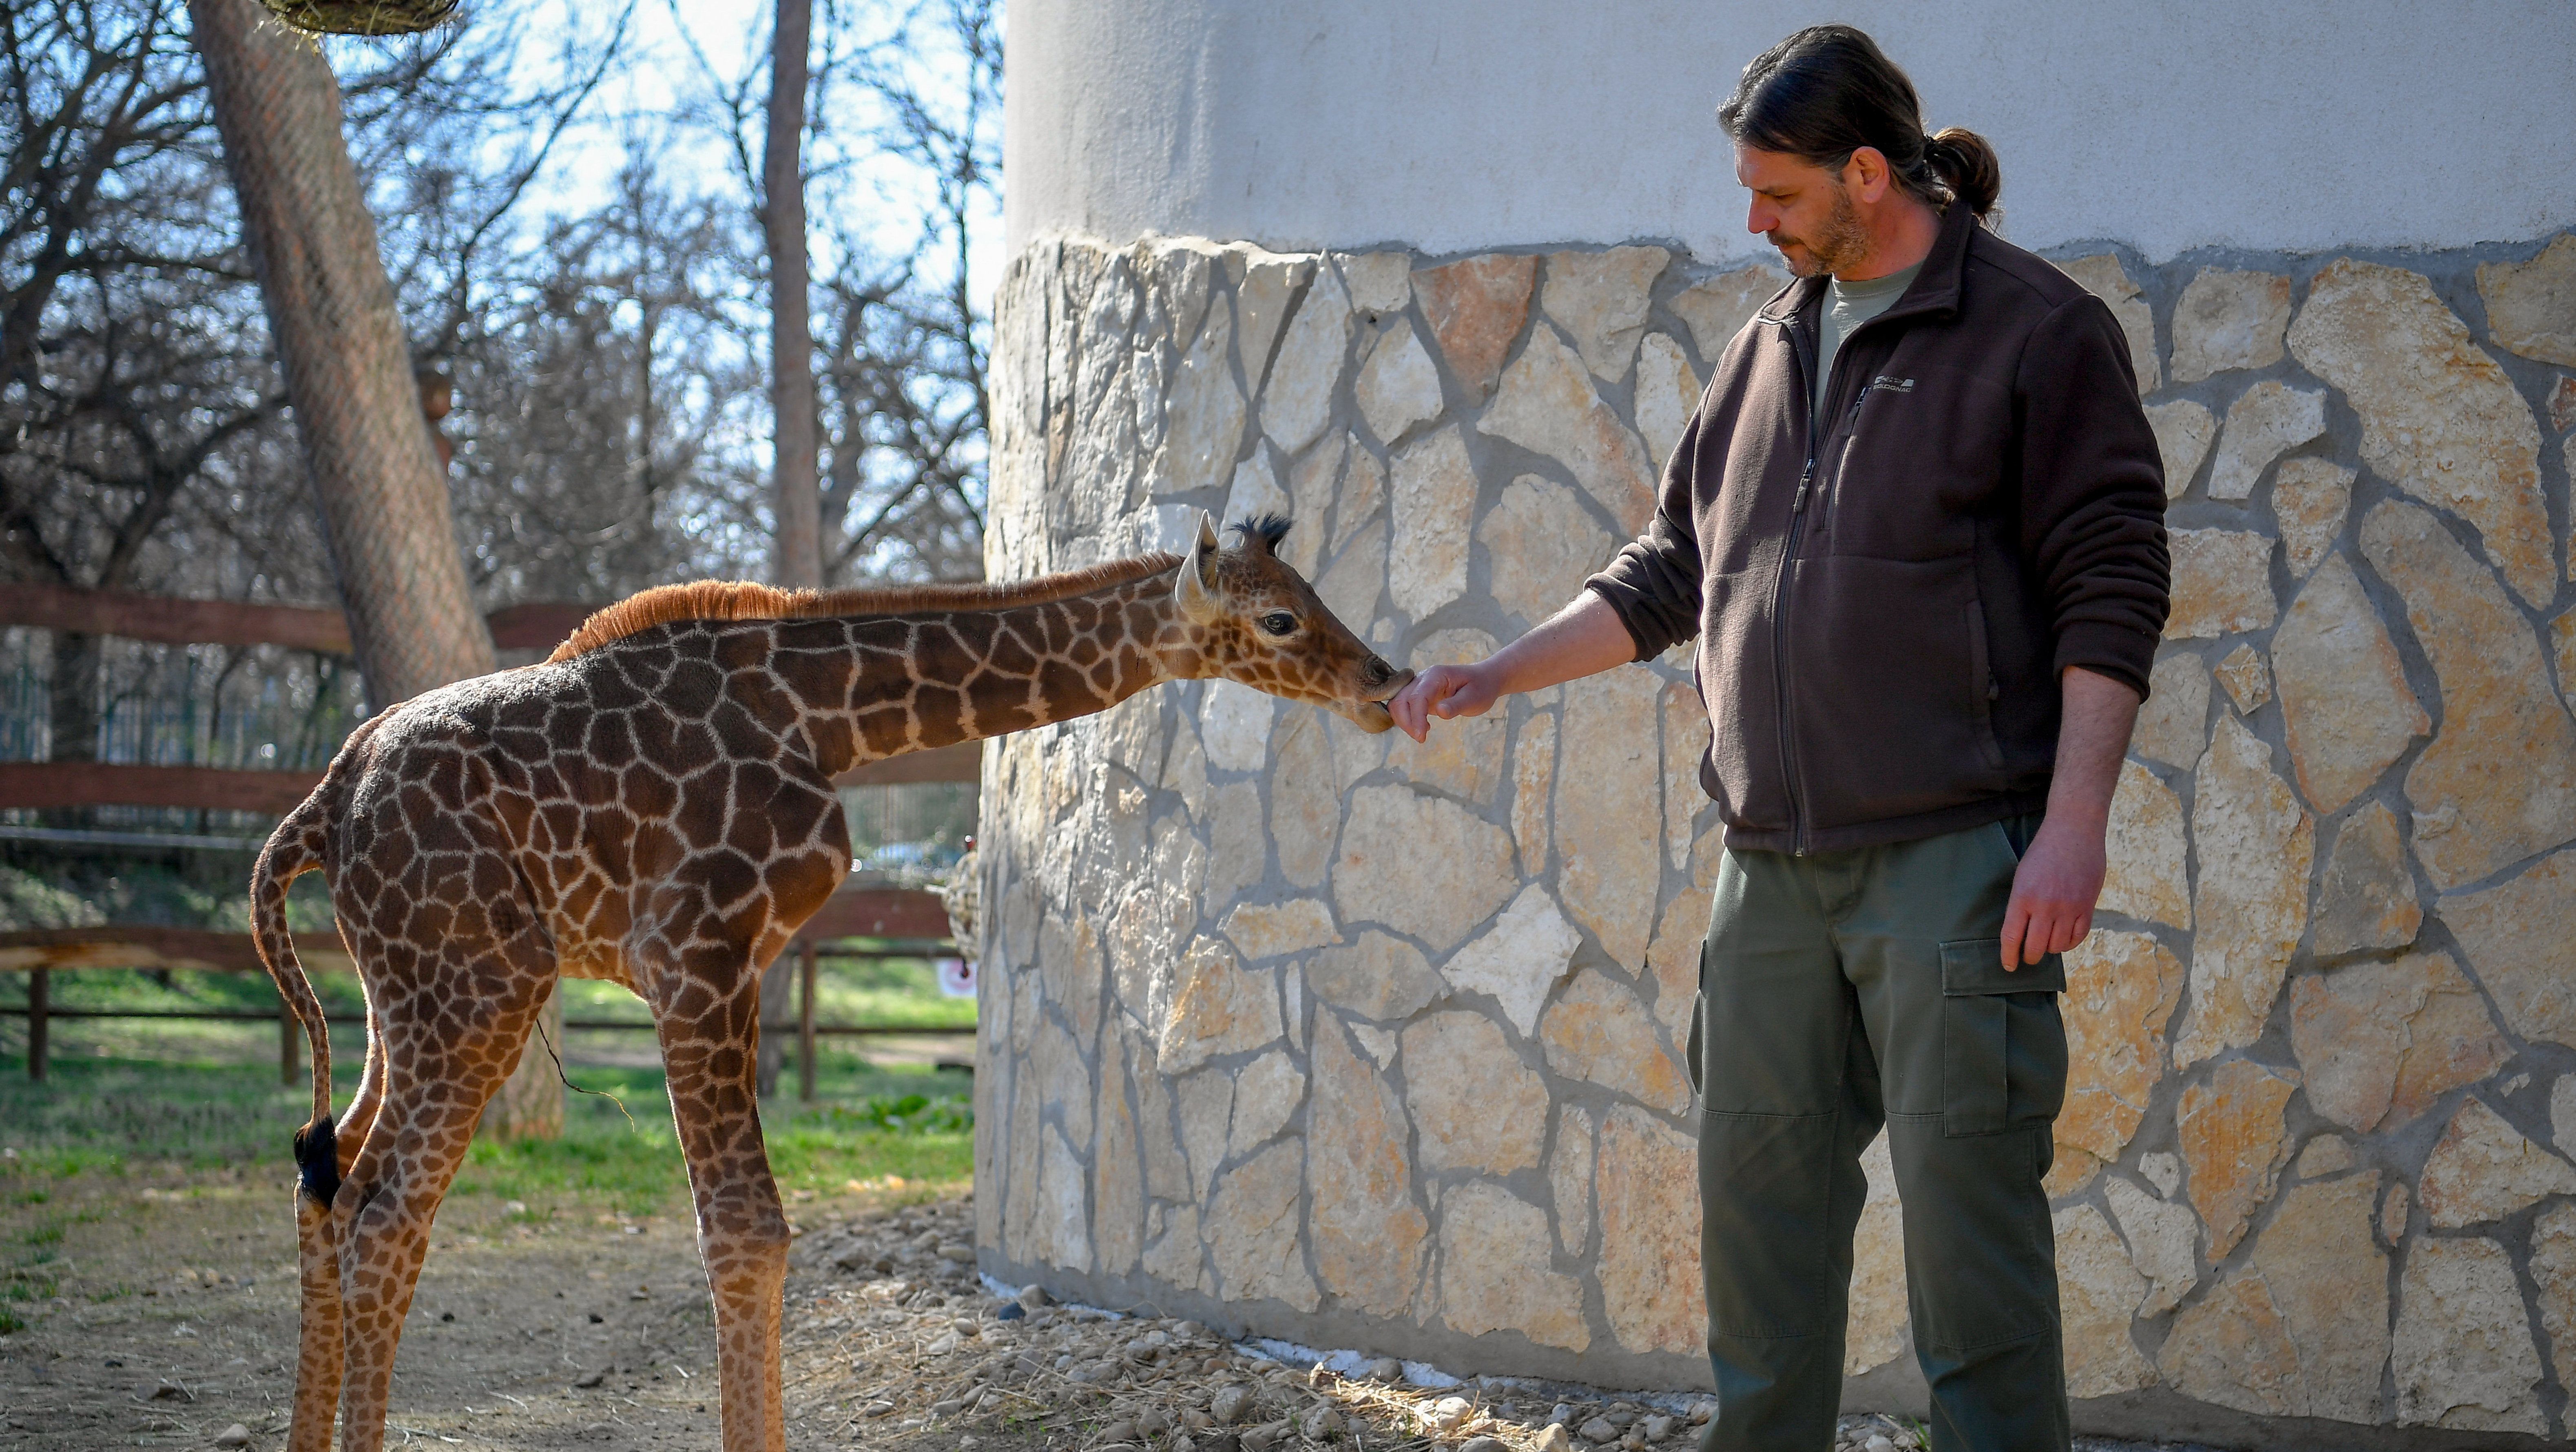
[1387,662,1504,742]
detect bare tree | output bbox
[189,0,493,706]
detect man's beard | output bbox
[1768,184,1871,278]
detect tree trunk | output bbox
[41,630,100,828]
[188,0,494,711]
[758,0,819,1099]
[188,0,541,1135]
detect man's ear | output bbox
[1175,511,1222,622]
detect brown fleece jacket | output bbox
[1587,202,2170,854]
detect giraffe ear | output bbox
[1176,512,1222,622]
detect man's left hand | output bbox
[2000,816,2105,970]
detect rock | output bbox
[2558,609,2576,709]
[1846,1135,1909,1375]
[2295,946,2505,1139]
[2295,1135,2356,1177]
[2145,400,2217,500]
[1581,1418,1622,1444]
[2271,459,2355,579]
[2530,1204,2576,1395]
[1212,1385,1259,1425]
[1537,1425,1576,1452]
[2177,1058,2300,1259]
[2292,260,2551,607]
[2312,801,2424,956]
[1261,263,1352,456]
[1306,930,1447,1022]
[1308,1020,1428,1315]
[1668,264,1790,363]
[2158,1175,2386,1420]
[1268,715,1337,890]
[1415,254,1537,404]
[2055,932,2187,1187]
[1365,1356,1401,1381]
[1223,455,1295,548]
[1551,1104,1596,1256]
[1634,333,1702,471]
[2165,529,2277,638]
[1543,246,1669,381]
[2206,381,2325,501]
[1436,1180,1591,1350]
[1356,319,1445,446]
[574,1368,606,1388]
[1386,424,1478,620]
[2212,643,2272,714]
[1478,474,1616,629]
[2101,763,2191,930]
[1427,1396,1476,1430]
[1204,1140,1318,1311]
[2440,848,2576,1045]
[2055,1204,2157,1397]
[1102,1419,1138,1442]
[1144,1203,1205,1292]
[1094,1042,1146,1276]
[2271,554,2429,813]
[1159,938,1283,1075]
[1439,884,1583,1036]
[1403,1011,1550,1172]
[1146,287,1242,493]
[1332,786,1517,952]
[1033,1126,1094,1273]
[1556,668,1665,968]
[1512,707,1558,872]
[1478,323,1660,533]
[2101,1175,2201,1316]
[2364,500,2576,887]
[1663,681,1711,872]
[1220,900,1340,961]
[2477,233,2576,366]
[2171,268,2293,383]
[1234,250,1316,391]
[1595,1105,1704,1354]
[2056,255,2160,393]
[2178,715,2314,1067]
[1394,629,1509,805]
[1335,251,1413,315]
[1542,969,1693,1114]
[213,1426,250,1449]
[2132,654,2211,768]
[2392,1236,2545,1432]
[2419,1097,2576,1227]
[1226,1049,1306,1156]
[1642,1415,1676,1442]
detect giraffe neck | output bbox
[787,564,1208,775]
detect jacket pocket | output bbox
[1784,553,2002,827]
[1939,938,2067,1137]
[1964,603,2005,773]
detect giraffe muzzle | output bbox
[1342,665,1416,734]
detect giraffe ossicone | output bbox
[248,510,1405,1452]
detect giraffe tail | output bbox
[253,773,342,1208]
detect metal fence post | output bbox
[27,967,47,1081]
[798,943,818,1103]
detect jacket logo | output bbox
[1871,376,1916,392]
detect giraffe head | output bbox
[1172,512,1414,733]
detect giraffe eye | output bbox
[1259,611,1299,637]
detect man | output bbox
[1389,24,2168,1452]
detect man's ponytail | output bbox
[1923,126,2002,223]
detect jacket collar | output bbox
[1756,198,1978,327]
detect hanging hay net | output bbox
[260,0,460,35]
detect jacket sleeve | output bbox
[1584,401,1708,662]
[2014,293,2170,700]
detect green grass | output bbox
[0,1043,973,1217]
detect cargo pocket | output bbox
[1939,938,2068,1137]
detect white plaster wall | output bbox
[1005,0,2576,263]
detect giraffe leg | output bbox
[657,976,791,1452]
[331,980,548,1452]
[286,1018,383,1452]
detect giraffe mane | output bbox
[544,554,1185,663]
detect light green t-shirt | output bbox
[1814,260,1923,421]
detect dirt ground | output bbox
[0,1171,2200,1452]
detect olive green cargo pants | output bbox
[1688,815,2069,1452]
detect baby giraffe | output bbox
[251,514,1408,1452]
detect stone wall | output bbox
[972,228,2576,1437]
